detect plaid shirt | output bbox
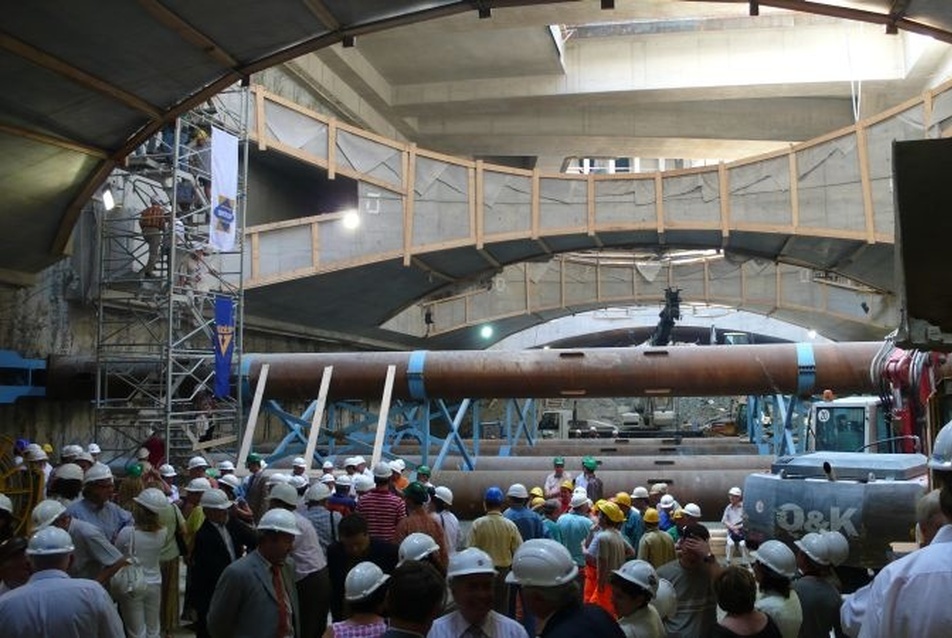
[302,505,341,553]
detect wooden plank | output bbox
[311,221,320,269]
[327,120,337,180]
[237,363,269,473]
[255,89,267,151]
[370,365,397,469]
[475,160,485,249]
[655,173,665,240]
[718,162,730,239]
[250,232,260,280]
[854,124,876,244]
[531,169,541,239]
[0,122,107,158]
[260,89,332,124]
[468,165,477,242]
[302,366,333,471]
[416,146,476,169]
[190,434,238,451]
[789,148,800,229]
[404,144,417,266]
[587,173,596,236]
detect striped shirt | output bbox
[356,488,406,542]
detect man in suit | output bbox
[191,489,257,638]
[207,508,301,638]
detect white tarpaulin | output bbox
[209,126,238,251]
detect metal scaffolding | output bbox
[94,87,248,470]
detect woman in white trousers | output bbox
[115,487,169,638]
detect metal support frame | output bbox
[0,351,46,404]
[93,87,248,469]
[747,393,810,456]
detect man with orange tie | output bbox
[207,509,301,638]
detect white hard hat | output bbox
[25,444,48,462]
[344,457,358,468]
[320,473,336,484]
[506,539,578,587]
[683,503,702,518]
[292,457,307,468]
[659,494,675,509]
[75,451,94,465]
[728,486,742,497]
[631,486,649,499]
[794,532,831,566]
[752,540,797,578]
[335,475,352,488]
[26,526,74,555]
[269,483,299,507]
[53,463,84,482]
[354,456,367,466]
[134,488,171,513]
[136,448,150,460]
[266,473,291,486]
[84,462,114,484]
[929,420,952,469]
[200,489,233,510]
[570,491,588,509]
[354,475,374,493]
[288,475,309,490]
[434,486,454,505]
[507,483,529,499]
[389,459,406,473]
[649,482,667,495]
[372,462,392,479]
[0,493,12,514]
[61,444,84,459]
[398,532,440,565]
[217,460,235,472]
[31,499,67,531]
[87,443,101,455]
[158,464,177,478]
[219,474,242,491]
[653,578,678,620]
[305,482,331,502]
[187,456,209,470]
[447,547,496,579]
[612,559,659,597]
[257,508,301,536]
[322,461,335,471]
[185,477,211,493]
[344,561,390,601]
[821,530,850,567]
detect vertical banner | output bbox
[213,295,235,398]
[209,126,239,251]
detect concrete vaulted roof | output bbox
[4,0,952,348]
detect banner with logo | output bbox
[213,295,235,398]
[209,126,238,251]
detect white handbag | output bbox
[110,528,147,597]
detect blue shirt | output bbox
[66,498,133,543]
[622,508,644,549]
[504,505,544,541]
[557,511,594,566]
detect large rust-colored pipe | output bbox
[392,441,759,457]
[437,454,771,472]
[47,342,887,401]
[239,342,880,401]
[433,469,752,521]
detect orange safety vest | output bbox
[140,204,166,229]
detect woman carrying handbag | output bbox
[114,488,169,638]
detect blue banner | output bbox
[213,295,235,398]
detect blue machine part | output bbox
[0,350,46,404]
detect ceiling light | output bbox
[101,188,115,211]
[807,329,817,340]
[480,325,494,339]
[342,210,360,230]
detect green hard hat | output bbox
[246,453,262,466]
[417,465,431,476]
[126,462,143,478]
[553,456,565,466]
[582,456,599,471]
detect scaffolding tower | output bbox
[94,87,248,470]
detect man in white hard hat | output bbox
[722,486,748,564]
[428,547,530,638]
[269,482,331,638]
[207,508,302,638]
[507,539,625,638]
[326,513,399,622]
[390,459,409,494]
[47,463,84,505]
[611,559,666,638]
[191,488,256,638]
[302,483,341,554]
[355,456,373,480]
[187,456,210,480]
[31,499,127,585]
[291,457,307,477]
[0,526,125,638]
[158,463,180,503]
[66,462,133,543]
[431,486,460,557]
[87,442,102,462]
[356,462,407,542]
[321,459,335,474]
[382,560,446,638]
[556,489,594,596]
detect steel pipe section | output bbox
[441,454,771,472]
[392,441,758,457]
[240,342,883,401]
[432,469,752,521]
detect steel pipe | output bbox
[439,454,771,472]
[234,342,884,401]
[48,342,891,401]
[392,442,759,457]
[432,469,752,521]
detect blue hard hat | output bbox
[484,486,505,505]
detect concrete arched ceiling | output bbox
[3,1,952,312]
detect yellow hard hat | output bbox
[560,480,574,491]
[643,507,660,524]
[530,486,545,499]
[530,496,545,509]
[613,492,632,508]
[597,500,625,524]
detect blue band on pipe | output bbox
[796,343,816,395]
[408,351,427,400]
[239,356,254,404]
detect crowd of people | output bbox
[2,444,952,638]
